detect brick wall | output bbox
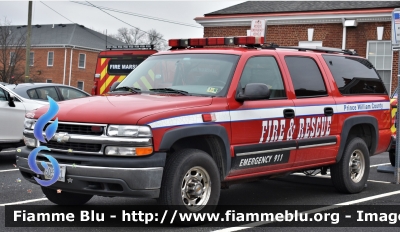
[24,47,98,94]
[1,46,112,94]
[205,22,397,94]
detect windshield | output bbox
[117,53,239,96]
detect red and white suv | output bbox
[17,36,392,215]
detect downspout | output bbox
[342,18,346,50]
[63,46,67,85]
[68,46,75,86]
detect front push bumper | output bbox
[16,146,166,198]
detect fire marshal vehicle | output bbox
[91,45,157,95]
[17,36,392,214]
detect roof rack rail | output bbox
[106,45,154,50]
[261,44,358,55]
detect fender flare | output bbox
[159,124,231,178]
[336,115,378,162]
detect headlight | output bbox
[107,125,152,137]
[24,118,36,129]
[105,146,153,156]
[23,136,38,147]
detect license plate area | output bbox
[44,164,66,182]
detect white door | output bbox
[0,87,26,142]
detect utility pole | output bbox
[24,1,32,83]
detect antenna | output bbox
[106,29,107,49]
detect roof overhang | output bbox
[195,9,393,27]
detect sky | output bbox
[0,0,246,41]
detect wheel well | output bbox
[169,135,226,179]
[347,124,374,153]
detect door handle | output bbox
[283,109,295,119]
[324,107,334,116]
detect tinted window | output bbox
[34,87,59,101]
[285,56,327,97]
[27,89,39,99]
[239,56,286,98]
[59,87,87,100]
[0,88,7,101]
[322,55,387,95]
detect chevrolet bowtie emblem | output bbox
[53,132,70,143]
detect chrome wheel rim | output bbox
[349,149,365,183]
[181,166,211,212]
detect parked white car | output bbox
[0,84,48,155]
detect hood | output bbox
[32,93,212,124]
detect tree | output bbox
[113,27,167,51]
[114,27,145,45]
[0,18,43,84]
[0,18,27,84]
[142,29,167,51]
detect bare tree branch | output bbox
[0,18,28,84]
[142,29,167,51]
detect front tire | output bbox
[331,137,370,193]
[41,187,93,205]
[159,149,220,214]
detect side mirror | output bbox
[8,93,15,107]
[109,81,121,92]
[236,83,270,102]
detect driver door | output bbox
[0,87,26,142]
[229,55,296,176]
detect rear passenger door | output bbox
[229,55,296,176]
[282,55,339,166]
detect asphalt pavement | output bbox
[1,152,400,231]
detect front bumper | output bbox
[16,146,165,198]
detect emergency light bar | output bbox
[106,45,154,50]
[169,36,264,48]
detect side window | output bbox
[27,89,39,99]
[35,87,59,101]
[30,52,34,66]
[239,56,286,98]
[322,55,387,95]
[285,56,327,97]
[77,81,84,90]
[59,87,87,100]
[0,88,7,101]
[47,51,54,66]
[79,54,86,68]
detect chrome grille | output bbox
[46,140,102,153]
[46,123,104,136]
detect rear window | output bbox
[322,55,387,95]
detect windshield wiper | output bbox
[113,86,141,93]
[149,88,189,95]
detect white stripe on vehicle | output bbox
[148,101,389,129]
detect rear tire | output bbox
[159,149,220,215]
[331,137,370,193]
[389,151,395,167]
[41,187,93,205]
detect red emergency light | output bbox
[189,38,207,46]
[169,36,264,48]
[207,37,225,46]
[169,39,188,47]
